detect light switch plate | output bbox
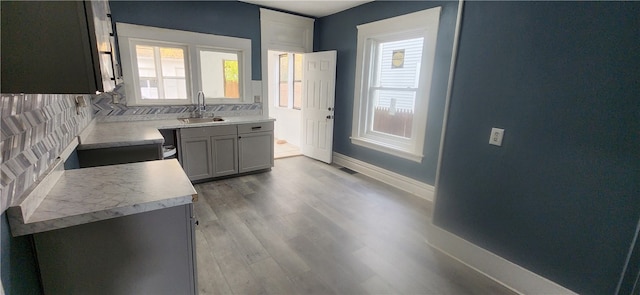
[489,128,504,146]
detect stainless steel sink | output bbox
[178,117,224,124]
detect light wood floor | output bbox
[274,139,301,159]
[193,156,515,295]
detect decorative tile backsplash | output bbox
[0,92,264,213]
[92,94,262,122]
[0,94,93,212]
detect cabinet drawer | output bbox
[180,125,237,138]
[237,122,274,134]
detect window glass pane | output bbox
[293,54,303,109]
[293,54,303,80]
[159,47,185,76]
[159,47,187,99]
[200,50,240,99]
[293,82,302,109]
[376,37,424,88]
[135,45,158,99]
[223,60,239,98]
[163,78,187,99]
[279,54,288,107]
[371,89,415,138]
[135,45,188,100]
[139,78,159,99]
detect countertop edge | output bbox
[11,195,194,236]
[78,116,275,150]
[77,138,164,150]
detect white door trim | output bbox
[259,8,314,117]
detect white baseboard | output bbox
[427,224,578,295]
[332,152,434,201]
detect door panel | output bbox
[180,136,211,181]
[301,50,336,164]
[211,135,238,177]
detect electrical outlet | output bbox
[489,128,504,146]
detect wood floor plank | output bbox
[195,230,233,295]
[288,270,336,295]
[236,209,311,278]
[249,258,297,295]
[199,221,265,295]
[353,246,438,294]
[210,201,271,265]
[286,234,368,295]
[192,156,516,295]
[360,275,399,294]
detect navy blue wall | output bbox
[314,1,458,185]
[432,2,640,295]
[1,213,42,295]
[109,1,263,80]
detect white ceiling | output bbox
[239,0,373,18]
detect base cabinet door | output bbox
[34,205,197,295]
[211,134,238,177]
[180,136,212,181]
[239,131,274,173]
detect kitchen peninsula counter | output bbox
[8,158,196,236]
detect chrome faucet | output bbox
[195,91,206,118]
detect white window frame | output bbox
[117,22,252,106]
[351,7,441,163]
[275,52,302,110]
[129,40,190,104]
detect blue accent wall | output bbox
[431,2,640,295]
[1,213,42,294]
[109,1,263,80]
[314,1,459,185]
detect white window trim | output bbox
[128,40,190,104]
[259,8,314,118]
[274,52,302,110]
[117,22,252,106]
[350,7,441,163]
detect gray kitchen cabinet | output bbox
[34,204,197,295]
[238,122,274,173]
[78,143,163,168]
[179,125,238,181]
[180,136,213,181]
[1,0,120,94]
[212,134,239,177]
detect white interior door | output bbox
[301,50,337,163]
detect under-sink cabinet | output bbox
[178,125,238,181]
[178,121,274,181]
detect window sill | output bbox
[350,137,423,163]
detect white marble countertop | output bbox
[8,159,197,236]
[78,116,275,150]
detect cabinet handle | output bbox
[251,126,262,130]
[238,136,242,139]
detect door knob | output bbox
[326,115,333,119]
[328,107,333,111]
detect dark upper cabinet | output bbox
[1,1,120,94]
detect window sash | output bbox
[278,54,289,107]
[132,42,189,101]
[198,48,243,101]
[117,23,253,106]
[276,53,303,110]
[350,7,442,162]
